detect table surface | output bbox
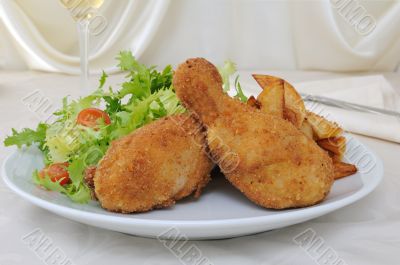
[1,70,399,265]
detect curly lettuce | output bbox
[4,51,185,203]
[218,60,248,102]
[4,52,246,204]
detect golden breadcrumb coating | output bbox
[94,114,213,213]
[173,58,334,209]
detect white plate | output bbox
[2,135,383,240]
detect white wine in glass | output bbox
[59,0,105,93]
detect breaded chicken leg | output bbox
[94,114,213,213]
[173,58,334,209]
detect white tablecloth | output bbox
[1,71,399,265]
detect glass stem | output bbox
[77,20,90,94]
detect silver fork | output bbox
[300,93,400,119]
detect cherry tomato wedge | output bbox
[76,108,111,128]
[39,162,70,186]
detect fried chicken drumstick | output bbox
[94,114,213,213]
[173,58,334,209]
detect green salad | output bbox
[4,51,246,203]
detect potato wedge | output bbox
[253,75,284,118]
[247,95,260,109]
[252,74,281,89]
[306,111,343,140]
[317,136,346,159]
[283,81,306,128]
[327,151,342,162]
[299,120,314,139]
[333,161,357,180]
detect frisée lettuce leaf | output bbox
[4,51,185,203]
[218,60,248,102]
[4,52,245,204]
[4,123,48,150]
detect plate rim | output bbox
[2,136,384,229]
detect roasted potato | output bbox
[251,74,357,180]
[247,95,261,109]
[333,161,357,180]
[283,81,306,128]
[327,151,342,162]
[300,120,314,139]
[252,75,306,127]
[253,75,284,118]
[306,111,343,140]
[317,137,346,159]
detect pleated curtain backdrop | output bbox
[0,0,399,73]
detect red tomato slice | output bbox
[76,108,111,128]
[39,162,70,186]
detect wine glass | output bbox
[59,0,104,93]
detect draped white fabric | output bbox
[0,0,399,73]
